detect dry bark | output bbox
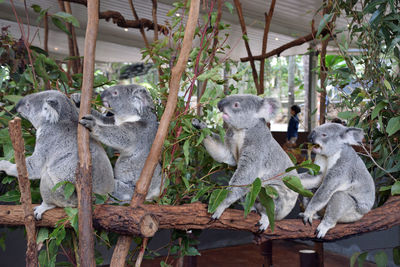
[75,0,98,265]
[0,197,399,242]
[240,29,330,62]
[8,118,37,267]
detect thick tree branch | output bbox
[1,197,399,242]
[62,0,168,35]
[240,28,330,62]
[75,0,98,265]
[8,118,37,267]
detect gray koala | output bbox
[0,91,114,219]
[193,94,298,231]
[78,85,162,202]
[300,123,375,238]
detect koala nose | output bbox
[217,98,227,112]
[15,99,24,113]
[308,130,316,143]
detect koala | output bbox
[193,94,298,231]
[299,123,375,238]
[0,91,114,219]
[78,85,162,202]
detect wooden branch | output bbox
[44,12,49,53]
[259,0,276,95]
[64,1,82,74]
[8,118,37,267]
[152,0,159,42]
[58,1,78,74]
[110,1,201,266]
[1,196,399,242]
[240,28,330,62]
[75,0,98,265]
[61,0,168,34]
[233,0,261,93]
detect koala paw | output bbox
[33,203,56,220]
[256,213,270,233]
[299,212,314,226]
[192,118,207,130]
[211,207,225,220]
[70,93,81,108]
[316,222,333,239]
[79,115,96,130]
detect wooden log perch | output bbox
[240,28,330,62]
[0,196,399,242]
[8,118,37,267]
[62,0,169,35]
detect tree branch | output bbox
[61,0,169,35]
[0,197,399,242]
[8,118,37,267]
[240,29,330,62]
[75,0,98,265]
[233,0,261,93]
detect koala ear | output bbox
[43,98,60,123]
[257,98,280,121]
[342,127,364,145]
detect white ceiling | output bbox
[0,0,347,63]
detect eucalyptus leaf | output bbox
[36,228,49,244]
[208,189,229,213]
[282,176,313,198]
[391,181,400,195]
[386,117,400,136]
[63,182,75,200]
[53,11,80,27]
[243,178,261,217]
[393,246,400,265]
[317,13,333,37]
[374,251,388,267]
[258,187,275,231]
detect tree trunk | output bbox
[288,55,295,118]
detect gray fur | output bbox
[79,85,162,202]
[0,91,114,219]
[300,123,375,238]
[193,94,298,231]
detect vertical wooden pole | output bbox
[8,118,38,267]
[260,240,273,267]
[76,0,99,266]
[110,0,200,266]
[314,242,324,267]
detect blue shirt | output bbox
[287,114,299,140]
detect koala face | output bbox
[309,123,364,156]
[100,85,154,117]
[217,94,280,129]
[16,91,78,128]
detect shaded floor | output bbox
[142,240,376,267]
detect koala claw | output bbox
[70,93,81,107]
[316,222,331,239]
[299,212,313,226]
[34,203,56,220]
[79,115,96,130]
[192,118,206,130]
[211,209,224,221]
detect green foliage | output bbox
[282,176,314,198]
[208,189,229,213]
[243,178,262,217]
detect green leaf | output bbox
[63,182,75,200]
[53,12,80,27]
[393,246,400,265]
[191,186,212,203]
[258,187,275,231]
[243,178,262,217]
[36,228,49,244]
[224,2,234,14]
[264,185,278,199]
[371,101,387,120]
[64,207,79,233]
[52,181,68,192]
[386,117,400,136]
[208,189,229,213]
[383,80,392,91]
[183,139,190,165]
[282,176,314,198]
[391,181,400,195]
[350,252,361,267]
[338,110,358,120]
[31,4,41,13]
[0,190,20,202]
[181,173,190,190]
[186,246,201,256]
[317,13,333,37]
[51,17,71,37]
[3,95,23,104]
[374,251,388,267]
[358,252,368,267]
[242,34,249,42]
